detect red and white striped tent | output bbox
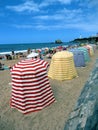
[10,58,55,114]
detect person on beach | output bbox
[0,62,4,70]
[11,51,15,59]
[27,48,31,54]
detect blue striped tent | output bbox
[69,48,85,67]
[77,47,90,62]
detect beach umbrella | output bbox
[10,58,55,114]
[48,51,78,80]
[27,52,39,58]
[69,49,85,67]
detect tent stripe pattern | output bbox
[86,45,94,56]
[69,49,85,67]
[78,47,90,62]
[10,59,55,114]
[48,51,78,80]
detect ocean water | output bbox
[0,42,74,54]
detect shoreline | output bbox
[0,42,69,55]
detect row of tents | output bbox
[10,44,96,114]
[48,44,96,80]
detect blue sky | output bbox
[0,0,98,44]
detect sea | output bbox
[0,42,76,54]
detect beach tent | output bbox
[57,46,63,51]
[27,52,39,58]
[83,46,90,56]
[90,44,96,52]
[77,47,90,62]
[48,51,78,80]
[69,49,85,67]
[10,58,55,114]
[85,45,94,56]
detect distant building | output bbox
[79,34,82,39]
[96,33,98,37]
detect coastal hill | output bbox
[55,36,98,45]
[71,36,98,44]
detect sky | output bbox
[0,0,98,44]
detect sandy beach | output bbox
[0,49,98,130]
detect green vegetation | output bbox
[72,36,98,45]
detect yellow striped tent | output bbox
[48,51,78,80]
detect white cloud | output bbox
[33,7,84,24]
[6,0,72,13]
[68,23,98,32]
[57,8,83,21]
[75,0,98,8]
[88,0,98,8]
[57,0,72,4]
[36,22,98,32]
[33,14,65,20]
[6,0,98,33]
[59,8,82,14]
[6,1,39,12]
[39,0,72,7]
[11,20,98,33]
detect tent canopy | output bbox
[52,51,73,59]
[10,58,55,114]
[48,51,78,80]
[69,49,85,67]
[85,45,94,56]
[78,47,90,62]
